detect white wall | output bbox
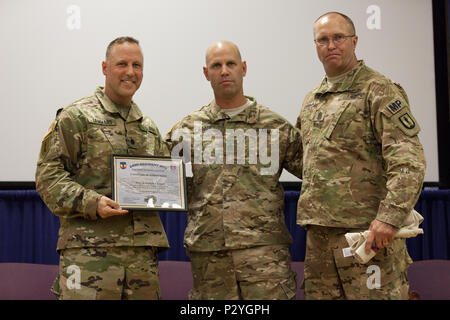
[0,0,438,182]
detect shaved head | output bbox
[314,11,356,34]
[314,12,356,37]
[203,40,247,108]
[313,12,358,77]
[205,41,242,65]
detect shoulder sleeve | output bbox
[35,108,101,220]
[281,122,303,179]
[141,116,169,157]
[368,82,426,227]
[164,117,192,158]
[372,82,421,140]
[295,91,315,131]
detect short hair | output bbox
[205,41,242,65]
[314,12,356,35]
[105,36,140,59]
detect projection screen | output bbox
[0,0,438,183]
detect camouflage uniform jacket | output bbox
[296,61,426,229]
[166,97,303,251]
[36,87,169,251]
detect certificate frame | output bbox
[111,154,188,211]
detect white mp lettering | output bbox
[66,5,81,30]
[366,5,381,30]
[66,264,81,290]
[366,265,381,290]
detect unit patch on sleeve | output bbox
[399,113,416,130]
[391,110,420,137]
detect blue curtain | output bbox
[408,189,450,260]
[0,191,59,264]
[0,189,449,264]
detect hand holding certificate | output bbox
[111,155,188,211]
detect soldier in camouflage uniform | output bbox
[165,41,302,299]
[35,37,169,299]
[296,12,426,299]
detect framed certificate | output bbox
[111,154,188,211]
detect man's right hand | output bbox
[97,196,128,219]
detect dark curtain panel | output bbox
[1,189,449,264]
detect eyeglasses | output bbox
[314,34,355,47]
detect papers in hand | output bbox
[344,209,424,264]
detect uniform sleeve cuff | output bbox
[83,191,101,220]
[376,202,409,228]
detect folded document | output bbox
[344,209,424,264]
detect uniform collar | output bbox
[95,86,143,122]
[314,60,365,95]
[207,96,259,124]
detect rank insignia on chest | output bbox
[120,162,127,169]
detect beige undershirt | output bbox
[326,69,352,88]
[221,99,252,118]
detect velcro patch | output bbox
[399,113,416,130]
[88,118,116,126]
[386,99,405,115]
[139,122,157,134]
[391,110,420,137]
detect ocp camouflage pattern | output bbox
[296,60,426,229]
[165,97,303,251]
[35,87,169,251]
